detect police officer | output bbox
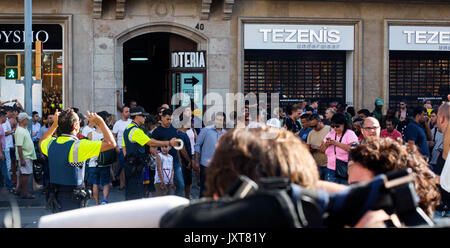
[39,108,117,213]
[123,106,178,200]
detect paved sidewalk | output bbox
[0,173,200,228]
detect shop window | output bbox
[389,51,450,109]
[0,51,63,117]
[244,50,346,114]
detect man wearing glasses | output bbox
[361,117,381,141]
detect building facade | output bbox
[1,0,450,118]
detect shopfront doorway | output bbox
[122,32,197,114]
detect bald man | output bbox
[361,117,381,140]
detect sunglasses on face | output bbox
[331,124,343,128]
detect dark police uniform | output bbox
[123,121,151,200]
[40,134,102,212]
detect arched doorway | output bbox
[123,32,197,113]
[115,23,208,115]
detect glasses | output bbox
[400,103,405,106]
[362,126,380,130]
[331,124,343,128]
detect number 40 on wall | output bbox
[195,23,204,30]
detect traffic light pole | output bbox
[24,0,33,131]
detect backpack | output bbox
[97,138,117,166]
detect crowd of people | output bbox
[275,96,450,219]
[1,93,450,226]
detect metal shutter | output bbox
[244,50,346,115]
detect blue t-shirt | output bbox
[151,125,179,164]
[405,120,430,158]
[176,130,192,166]
[299,128,312,142]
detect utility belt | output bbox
[124,152,148,176]
[46,184,92,213]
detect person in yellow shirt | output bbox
[122,106,179,200]
[39,108,116,212]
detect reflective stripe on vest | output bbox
[128,127,137,143]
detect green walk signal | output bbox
[5,68,19,79]
[4,53,21,80]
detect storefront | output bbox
[242,22,358,112]
[0,14,71,118]
[389,24,450,109]
[3,1,450,116]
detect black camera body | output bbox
[161,169,442,228]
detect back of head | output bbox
[357,109,371,117]
[56,108,78,136]
[205,127,319,197]
[346,106,356,117]
[349,137,440,217]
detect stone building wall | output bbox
[2,0,450,114]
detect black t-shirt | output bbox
[284,117,301,133]
[151,125,179,164]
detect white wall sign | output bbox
[171,51,206,69]
[244,24,354,50]
[390,26,450,51]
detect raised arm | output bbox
[116,90,124,112]
[39,110,59,149]
[84,111,116,152]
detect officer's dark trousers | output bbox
[124,164,144,200]
[54,185,82,213]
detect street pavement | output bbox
[0,173,200,228]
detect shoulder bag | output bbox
[334,131,348,179]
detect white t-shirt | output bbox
[88,130,104,168]
[112,119,132,149]
[32,122,41,141]
[440,152,450,193]
[186,128,195,155]
[154,153,173,184]
[81,125,94,138]
[2,118,14,149]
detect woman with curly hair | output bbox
[348,137,440,217]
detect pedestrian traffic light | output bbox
[35,40,43,80]
[5,53,21,80]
